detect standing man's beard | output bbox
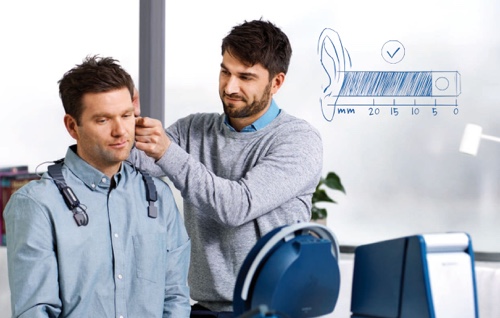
[222,81,272,119]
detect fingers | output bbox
[135,132,160,144]
[135,117,162,141]
[134,136,170,161]
[134,116,171,160]
[135,116,161,129]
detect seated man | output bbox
[4,55,191,318]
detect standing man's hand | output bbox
[133,87,141,117]
[135,117,171,160]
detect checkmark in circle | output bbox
[382,40,405,64]
[387,47,400,58]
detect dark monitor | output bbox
[351,233,479,318]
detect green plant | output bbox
[311,171,346,220]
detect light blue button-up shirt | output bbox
[224,99,281,132]
[5,146,191,318]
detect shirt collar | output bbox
[64,145,122,191]
[224,99,281,132]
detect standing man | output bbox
[5,56,191,317]
[130,19,323,317]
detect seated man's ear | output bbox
[64,114,79,141]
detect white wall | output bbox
[0,0,139,169]
[2,0,500,253]
[164,0,500,253]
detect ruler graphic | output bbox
[318,28,461,121]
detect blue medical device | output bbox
[351,232,479,318]
[233,222,341,318]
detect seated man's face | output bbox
[65,87,136,176]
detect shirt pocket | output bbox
[133,233,166,283]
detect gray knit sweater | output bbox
[129,110,323,312]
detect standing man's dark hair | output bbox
[221,19,292,79]
[130,19,323,318]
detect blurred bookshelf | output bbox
[0,166,40,245]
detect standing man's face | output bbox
[64,87,135,177]
[218,51,284,131]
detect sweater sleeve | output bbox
[156,115,323,227]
